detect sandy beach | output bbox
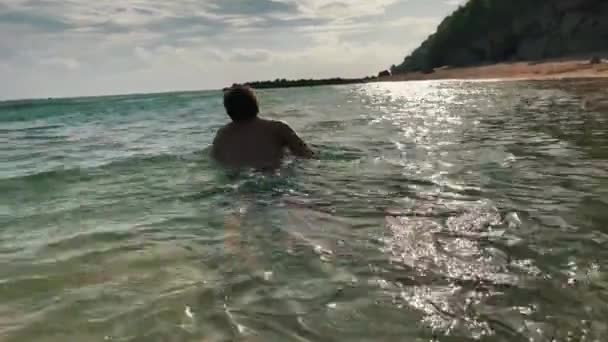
[381,59,608,82]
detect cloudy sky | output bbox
[1,0,465,100]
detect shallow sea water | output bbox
[1,80,608,341]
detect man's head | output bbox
[223,85,259,122]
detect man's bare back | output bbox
[211,86,313,169]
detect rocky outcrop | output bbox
[392,0,608,74]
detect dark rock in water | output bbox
[391,0,608,73]
[378,70,391,78]
[590,56,602,64]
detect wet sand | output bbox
[381,59,608,82]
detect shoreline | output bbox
[379,59,608,83]
[245,59,608,90]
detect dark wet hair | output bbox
[223,85,259,122]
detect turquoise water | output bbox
[2,80,608,341]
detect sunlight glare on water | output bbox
[2,79,608,341]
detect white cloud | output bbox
[40,57,81,70]
[443,0,466,6]
[0,0,462,100]
[295,0,400,19]
[134,46,153,62]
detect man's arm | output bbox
[276,121,314,158]
[210,127,226,163]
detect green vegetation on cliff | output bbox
[392,0,608,73]
[243,77,372,89]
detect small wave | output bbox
[43,230,136,252]
[312,145,364,162]
[0,98,100,122]
[11,134,67,142]
[382,200,530,338]
[306,120,348,130]
[0,167,95,186]
[0,151,212,185]
[0,124,64,133]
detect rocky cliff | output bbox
[392,0,608,73]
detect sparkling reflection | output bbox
[3,80,608,341]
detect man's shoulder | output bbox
[213,123,233,141]
[217,122,235,133]
[261,118,289,129]
[257,118,281,124]
[253,118,288,132]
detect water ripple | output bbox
[2,80,608,341]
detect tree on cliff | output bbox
[392,0,608,73]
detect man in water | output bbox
[212,85,314,169]
[213,85,315,266]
